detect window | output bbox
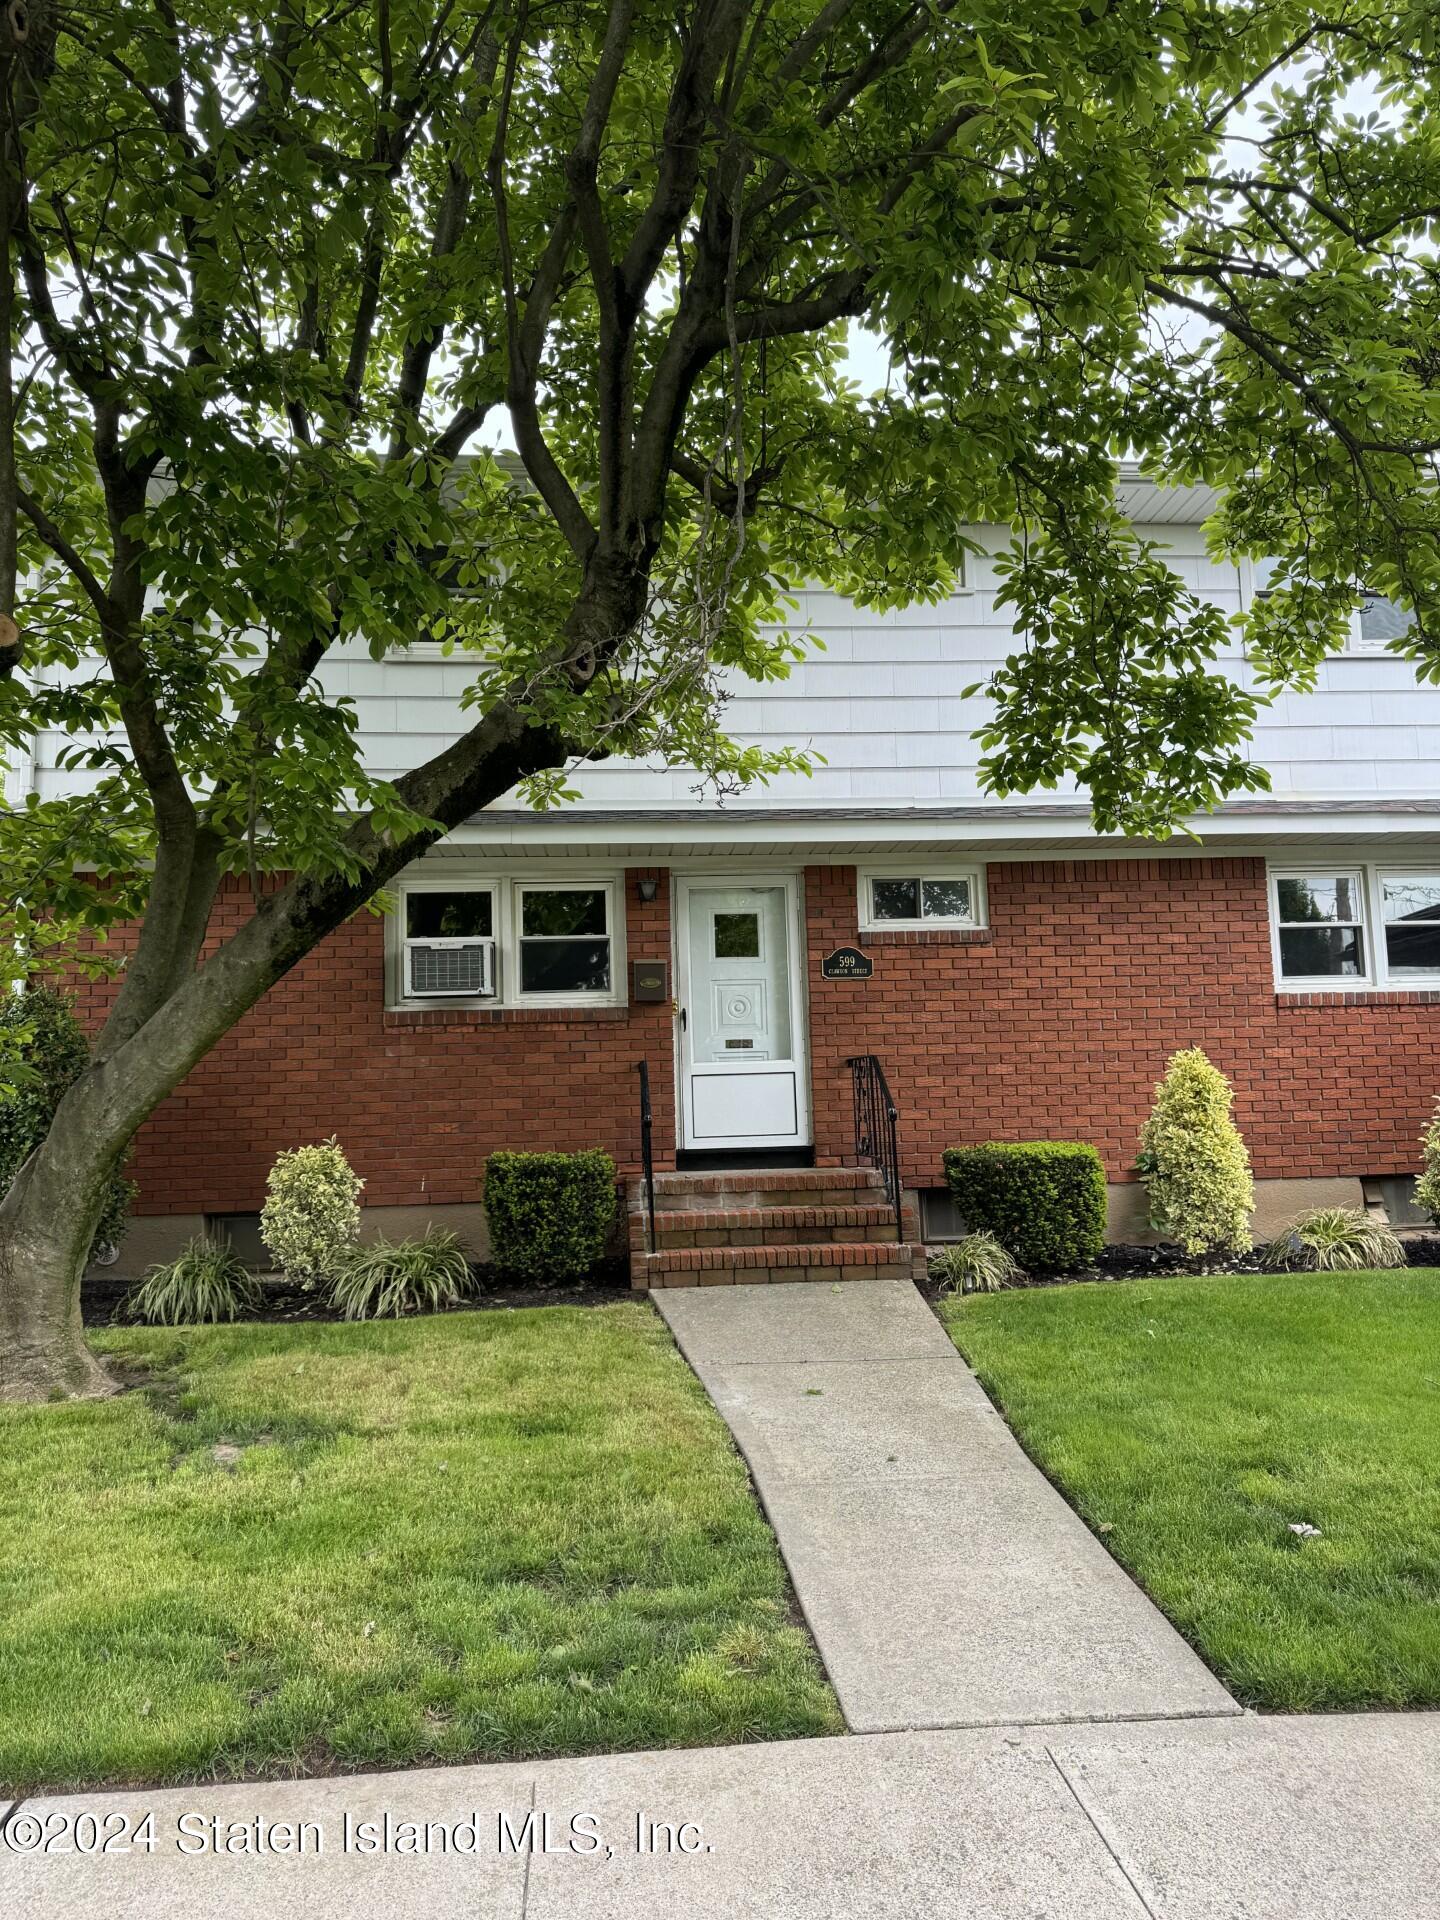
[861,869,981,929]
[714,911,760,958]
[1272,873,1366,981]
[1380,875,1440,977]
[393,874,621,1006]
[403,887,495,996]
[517,885,612,995]
[1251,560,1416,655]
[406,890,493,939]
[1356,592,1416,650]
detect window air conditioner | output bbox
[405,937,496,998]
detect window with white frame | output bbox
[1251,560,1416,655]
[1269,866,1440,989]
[860,868,982,930]
[1271,872,1367,982]
[1379,874,1440,978]
[516,884,613,995]
[394,876,619,1005]
[403,887,496,997]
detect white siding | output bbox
[18,523,1440,809]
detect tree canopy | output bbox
[2,0,1438,944]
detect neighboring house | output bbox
[20,467,1440,1275]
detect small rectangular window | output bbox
[1273,873,1366,979]
[1380,875,1440,977]
[517,886,612,995]
[1357,593,1416,647]
[714,911,760,958]
[867,873,976,927]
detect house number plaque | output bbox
[821,946,873,980]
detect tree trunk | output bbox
[0,1126,121,1401]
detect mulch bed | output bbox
[82,1259,632,1329]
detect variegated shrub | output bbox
[1137,1049,1254,1256]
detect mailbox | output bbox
[631,958,669,1004]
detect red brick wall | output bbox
[802,859,1440,1185]
[77,855,1440,1217]
[75,870,678,1215]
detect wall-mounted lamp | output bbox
[636,874,660,903]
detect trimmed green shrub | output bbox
[329,1229,473,1320]
[1416,1096,1440,1225]
[0,985,135,1260]
[484,1150,618,1280]
[1262,1207,1407,1273]
[260,1136,363,1287]
[928,1232,1023,1295]
[1135,1047,1254,1255]
[122,1235,260,1325]
[943,1141,1107,1270]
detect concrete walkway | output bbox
[655,1279,1238,1732]
[4,1713,1437,1918]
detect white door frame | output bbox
[673,870,812,1153]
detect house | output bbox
[16,467,1440,1281]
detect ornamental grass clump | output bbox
[1263,1207,1407,1273]
[122,1235,260,1325]
[260,1136,363,1287]
[928,1233,1024,1295]
[1136,1048,1253,1256]
[329,1230,473,1320]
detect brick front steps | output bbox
[628,1167,928,1289]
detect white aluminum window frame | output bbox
[1243,559,1412,658]
[1268,863,1440,992]
[513,881,618,1006]
[1269,868,1371,990]
[857,865,986,932]
[390,870,625,1010]
[401,883,498,1001]
[1376,868,1440,986]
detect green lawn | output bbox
[939,1268,1440,1711]
[0,1305,840,1791]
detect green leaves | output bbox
[5,0,1440,944]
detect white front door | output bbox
[676,878,810,1152]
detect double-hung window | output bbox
[395,876,618,1006]
[403,888,496,997]
[516,885,613,996]
[1271,873,1366,983]
[1379,875,1440,978]
[861,869,982,930]
[1251,560,1417,656]
[1270,867,1440,989]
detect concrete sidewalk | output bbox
[4,1713,1437,1918]
[654,1280,1238,1732]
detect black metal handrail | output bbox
[635,1059,658,1255]
[845,1055,904,1244]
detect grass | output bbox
[939,1268,1440,1711]
[0,1305,841,1792]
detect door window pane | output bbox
[406,889,492,938]
[871,878,919,921]
[922,878,971,920]
[714,912,760,958]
